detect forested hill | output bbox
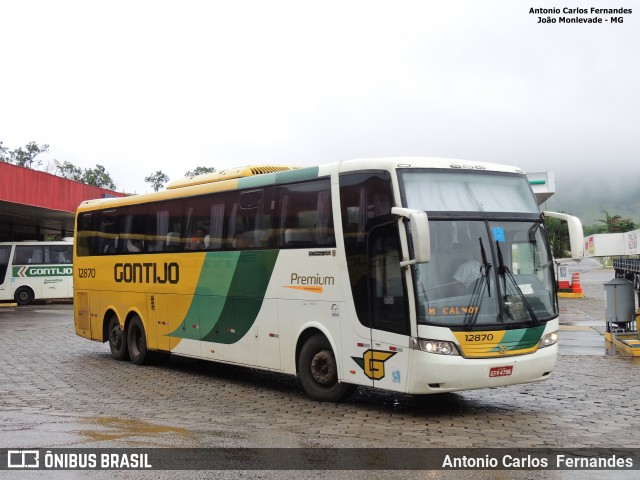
[539,176,640,228]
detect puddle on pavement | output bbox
[78,417,191,443]
[605,339,640,364]
[558,325,607,356]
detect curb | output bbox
[558,292,585,299]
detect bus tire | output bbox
[127,316,150,365]
[14,287,34,306]
[298,334,356,402]
[107,315,129,361]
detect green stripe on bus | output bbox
[169,251,240,341]
[490,326,545,351]
[237,166,320,189]
[202,250,279,343]
[275,167,320,183]
[169,250,280,343]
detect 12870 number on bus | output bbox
[78,268,96,278]
[464,334,494,342]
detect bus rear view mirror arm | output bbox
[391,207,431,266]
[542,211,584,261]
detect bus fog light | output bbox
[540,331,558,348]
[411,338,460,355]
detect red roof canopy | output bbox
[0,162,125,212]
[0,162,127,240]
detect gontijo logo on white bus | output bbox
[12,266,73,278]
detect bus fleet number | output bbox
[78,268,96,279]
[465,334,494,342]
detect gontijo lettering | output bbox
[13,266,73,277]
[114,262,179,284]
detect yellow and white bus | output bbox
[0,240,74,305]
[73,158,583,401]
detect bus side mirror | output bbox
[543,211,584,260]
[391,207,431,266]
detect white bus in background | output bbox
[0,241,74,305]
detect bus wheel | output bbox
[298,335,356,402]
[127,316,150,365]
[14,287,34,306]
[107,315,129,361]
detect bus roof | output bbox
[342,157,524,175]
[76,157,525,212]
[166,165,300,190]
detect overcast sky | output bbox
[1,0,638,194]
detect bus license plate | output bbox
[489,366,513,377]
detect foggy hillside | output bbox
[539,174,640,228]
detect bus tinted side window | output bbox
[0,246,11,284]
[184,194,228,251]
[75,177,336,256]
[275,179,335,249]
[47,245,73,264]
[151,200,184,252]
[339,171,395,328]
[76,213,94,257]
[99,210,118,254]
[14,246,46,265]
[119,208,148,254]
[229,189,271,249]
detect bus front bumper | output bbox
[406,344,557,394]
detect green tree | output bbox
[145,170,170,192]
[544,215,570,259]
[0,141,8,162]
[2,141,49,168]
[597,210,636,233]
[583,224,607,236]
[56,161,116,189]
[83,164,117,190]
[184,166,216,177]
[58,161,84,182]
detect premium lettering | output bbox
[290,273,334,286]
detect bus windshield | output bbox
[400,169,539,214]
[412,220,557,328]
[0,246,10,284]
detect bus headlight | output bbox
[410,338,460,356]
[539,331,558,348]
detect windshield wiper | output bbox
[464,238,492,328]
[495,241,540,327]
[479,238,491,297]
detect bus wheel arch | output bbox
[106,312,129,361]
[127,314,151,365]
[102,309,118,341]
[14,286,35,305]
[296,330,356,402]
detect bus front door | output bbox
[0,245,10,301]
[367,223,411,393]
